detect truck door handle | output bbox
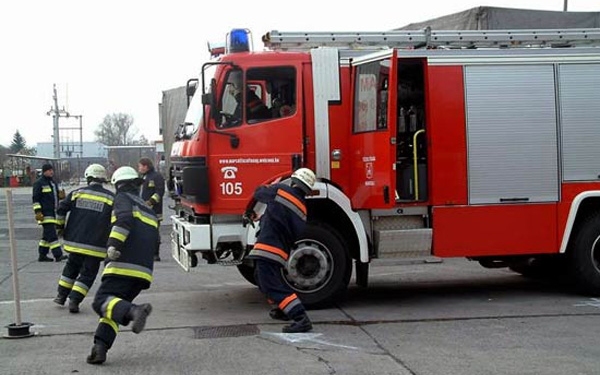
[499,197,530,202]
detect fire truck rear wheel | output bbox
[283,222,351,309]
[570,212,600,296]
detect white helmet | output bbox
[111,166,141,185]
[84,164,107,181]
[291,168,316,194]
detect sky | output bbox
[0,0,597,149]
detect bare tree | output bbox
[94,113,137,146]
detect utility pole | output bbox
[564,0,568,11]
[46,84,70,160]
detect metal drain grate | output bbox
[193,324,260,339]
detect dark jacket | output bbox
[105,191,159,289]
[32,175,60,224]
[56,183,114,259]
[140,167,165,218]
[247,183,307,266]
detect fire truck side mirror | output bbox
[186,79,198,97]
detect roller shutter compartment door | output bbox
[465,64,559,205]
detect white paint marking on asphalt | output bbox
[573,298,600,308]
[0,298,52,305]
[263,332,359,350]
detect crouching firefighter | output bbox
[87,166,159,365]
[53,164,114,313]
[243,168,316,333]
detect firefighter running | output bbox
[87,166,158,365]
[138,157,165,261]
[32,163,67,262]
[53,164,114,313]
[244,168,316,333]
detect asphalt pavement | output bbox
[1,186,600,375]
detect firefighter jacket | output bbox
[56,183,115,259]
[105,191,159,289]
[140,167,165,218]
[247,183,308,267]
[32,175,60,224]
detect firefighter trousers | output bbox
[91,277,145,349]
[39,223,63,259]
[254,259,305,319]
[57,253,102,304]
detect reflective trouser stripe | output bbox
[279,293,302,315]
[71,282,89,297]
[58,278,74,289]
[49,240,61,250]
[99,317,119,334]
[102,297,123,320]
[39,240,49,247]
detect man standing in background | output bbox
[138,157,165,261]
[32,163,67,262]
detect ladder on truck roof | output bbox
[262,28,600,50]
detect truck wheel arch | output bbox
[308,181,370,263]
[560,191,600,254]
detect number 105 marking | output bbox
[220,182,243,196]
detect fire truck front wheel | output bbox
[570,212,600,296]
[284,222,352,309]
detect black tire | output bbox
[569,212,600,295]
[283,222,352,309]
[237,263,257,286]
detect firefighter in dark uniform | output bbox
[138,157,165,261]
[32,163,67,262]
[53,164,114,313]
[244,168,316,333]
[87,166,158,365]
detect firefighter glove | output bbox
[107,246,121,261]
[145,200,154,207]
[242,210,257,228]
[58,189,66,200]
[35,211,44,222]
[56,225,64,238]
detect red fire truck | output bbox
[169,28,600,307]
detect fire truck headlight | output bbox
[227,28,252,53]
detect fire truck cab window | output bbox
[353,59,390,133]
[217,66,297,128]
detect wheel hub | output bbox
[286,240,332,292]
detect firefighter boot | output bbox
[39,255,53,262]
[128,303,153,334]
[53,294,67,306]
[86,342,108,365]
[282,313,313,333]
[269,308,290,321]
[68,298,80,313]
